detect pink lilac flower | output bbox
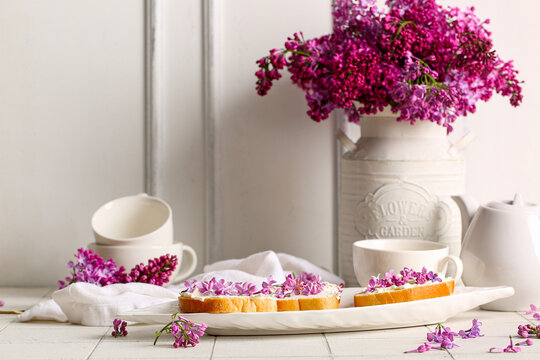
[427,323,459,349]
[516,339,534,347]
[404,342,432,353]
[517,324,540,339]
[184,279,197,293]
[459,319,484,339]
[125,254,178,286]
[0,300,4,307]
[259,275,277,295]
[490,336,521,353]
[111,318,128,337]
[58,248,127,289]
[255,0,522,132]
[154,313,207,348]
[234,282,258,296]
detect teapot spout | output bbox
[452,195,480,241]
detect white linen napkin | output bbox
[18,250,343,326]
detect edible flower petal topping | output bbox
[364,267,442,293]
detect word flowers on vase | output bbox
[255,0,522,132]
[58,248,178,288]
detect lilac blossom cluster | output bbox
[364,267,442,293]
[183,272,339,299]
[125,254,178,286]
[111,319,128,337]
[154,314,207,348]
[518,324,540,339]
[516,304,540,338]
[406,319,483,353]
[58,248,178,289]
[255,0,522,132]
[58,248,126,289]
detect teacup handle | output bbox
[438,255,463,283]
[173,245,198,283]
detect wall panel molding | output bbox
[144,0,163,196]
[203,0,221,265]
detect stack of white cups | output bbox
[88,193,197,283]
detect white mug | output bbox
[88,242,197,283]
[353,239,463,286]
[92,193,173,246]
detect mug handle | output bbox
[173,245,198,283]
[439,255,463,284]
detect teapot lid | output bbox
[487,193,540,212]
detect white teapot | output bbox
[457,193,540,310]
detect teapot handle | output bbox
[452,195,480,241]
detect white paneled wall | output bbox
[1,0,539,286]
[216,0,335,269]
[0,0,145,286]
[442,0,540,205]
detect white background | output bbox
[0,0,537,286]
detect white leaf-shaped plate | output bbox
[118,286,513,335]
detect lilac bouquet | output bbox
[256,0,522,132]
[58,248,178,289]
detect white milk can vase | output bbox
[338,111,468,285]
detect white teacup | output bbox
[353,239,463,286]
[88,242,197,283]
[92,193,173,246]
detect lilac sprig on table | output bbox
[0,300,4,307]
[111,319,128,337]
[58,248,179,289]
[255,0,522,132]
[182,272,342,298]
[365,267,442,293]
[405,320,483,353]
[154,313,207,348]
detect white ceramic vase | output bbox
[338,111,467,285]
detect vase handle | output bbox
[336,129,357,152]
[448,131,476,156]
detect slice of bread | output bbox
[276,296,340,312]
[178,296,278,313]
[354,279,455,307]
[178,273,342,313]
[178,293,341,313]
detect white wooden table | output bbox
[1,287,539,359]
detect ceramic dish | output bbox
[118,286,514,335]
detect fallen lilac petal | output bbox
[526,304,538,315]
[516,339,534,346]
[489,347,504,353]
[405,342,432,353]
